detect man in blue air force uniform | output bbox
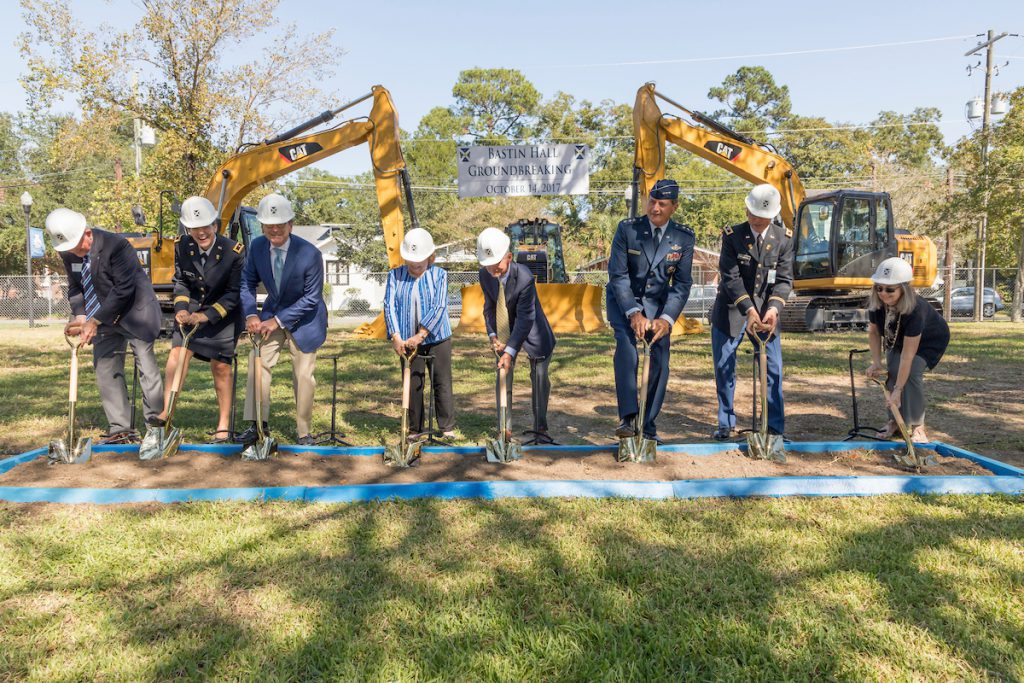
[606,179,694,443]
[710,183,795,441]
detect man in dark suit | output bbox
[476,227,557,442]
[710,184,795,440]
[45,208,164,442]
[238,193,328,446]
[607,179,694,443]
[159,196,244,443]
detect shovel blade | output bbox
[139,427,164,460]
[746,433,786,462]
[159,428,183,460]
[241,437,277,462]
[616,435,657,463]
[485,439,522,464]
[383,441,421,468]
[72,437,93,464]
[48,439,71,465]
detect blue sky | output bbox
[2,0,1022,178]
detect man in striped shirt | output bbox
[46,208,164,443]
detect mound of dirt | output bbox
[0,446,992,489]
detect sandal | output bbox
[876,420,898,440]
[206,429,233,444]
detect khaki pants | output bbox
[243,327,317,436]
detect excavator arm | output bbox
[204,84,411,271]
[633,82,806,228]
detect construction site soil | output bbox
[0,447,991,489]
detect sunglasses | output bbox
[874,285,900,294]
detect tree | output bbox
[19,0,342,227]
[451,68,541,142]
[707,66,792,137]
[870,108,947,168]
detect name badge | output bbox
[767,268,777,284]
[72,263,82,273]
[627,249,641,256]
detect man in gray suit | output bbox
[46,208,164,443]
[477,227,557,443]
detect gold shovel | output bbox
[746,329,786,462]
[868,377,934,470]
[617,339,657,463]
[48,334,93,465]
[383,349,423,467]
[241,332,278,461]
[485,357,523,463]
[140,322,199,460]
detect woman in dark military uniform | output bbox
[156,196,244,443]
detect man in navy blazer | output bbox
[239,193,328,446]
[46,208,164,442]
[606,179,694,442]
[477,228,557,442]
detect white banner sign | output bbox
[456,143,590,198]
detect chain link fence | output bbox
[4,267,1020,327]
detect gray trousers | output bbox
[886,351,929,426]
[495,353,551,433]
[93,325,163,432]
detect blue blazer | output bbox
[383,265,452,344]
[606,216,694,325]
[240,234,328,354]
[479,262,555,359]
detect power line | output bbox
[542,34,977,69]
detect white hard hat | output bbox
[45,208,88,252]
[476,227,510,267]
[745,183,782,219]
[256,193,294,224]
[180,196,218,229]
[400,228,435,261]
[872,257,913,285]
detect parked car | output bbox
[949,287,1003,318]
[683,284,719,317]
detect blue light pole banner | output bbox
[29,228,45,258]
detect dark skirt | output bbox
[171,320,242,364]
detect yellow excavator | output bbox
[127,85,415,338]
[633,82,937,331]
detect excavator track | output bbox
[781,294,871,333]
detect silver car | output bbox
[950,287,1004,318]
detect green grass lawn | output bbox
[0,321,1022,680]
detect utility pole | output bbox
[965,30,1009,321]
[943,167,954,320]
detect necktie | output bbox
[756,232,764,251]
[654,227,662,245]
[200,252,208,269]
[81,255,100,320]
[495,278,511,342]
[273,248,284,285]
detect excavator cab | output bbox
[794,191,896,288]
[505,218,568,284]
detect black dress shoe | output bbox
[235,422,269,446]
[99,429,141,445]
[712,427,734,441]
[146,417,166,428]
[643,433,664,446]
[615,416,637,439]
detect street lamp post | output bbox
[20,191,33,328]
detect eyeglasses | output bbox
[874,285,900,294]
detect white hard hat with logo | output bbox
[476,227,510,267]
[45,208,88,252]
[745,184,782,219]
[180,196,218,229]
[871,257,913,285]
[400,228,436,261]
[256,193,295,224]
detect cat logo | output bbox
[278,142,324,163]
[703,140,742,161]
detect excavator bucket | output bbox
[354,312,388,339]
[456,283,606,335]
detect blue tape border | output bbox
[1,441,1021,504]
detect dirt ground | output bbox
[0,446,991,489]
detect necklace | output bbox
[883,307,900,351]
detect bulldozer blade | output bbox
[746,432,786,462]
[241,436,277,462]
[616,434,657,463]
[383,440,421,468]
[484,437,523,464]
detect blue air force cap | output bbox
[650,179,679,200]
